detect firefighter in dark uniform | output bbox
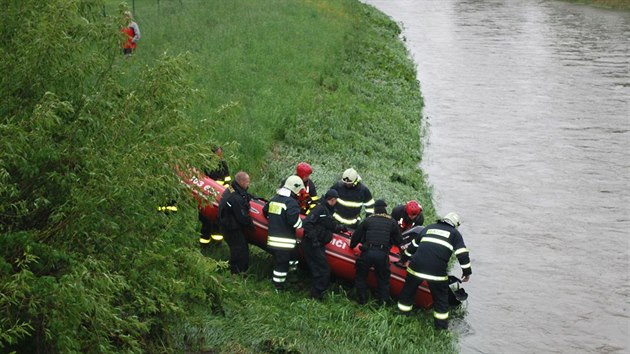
[397,212,472,330]
[302,189,346,300]
[350,199,402,305]
[199,146,231,246]
[391,200,424,232]
[218,171,253,274]
[263,175,304,290]
[391,200,424,247]
[330,168,375,228]
[295,162,319,215]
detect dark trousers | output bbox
[199,212,222,244]
[223,228,249,274]
[428,280,450,329]
[271,248,297,289]
[398,273,450,329]
[355,249,390,303]
[302,238,330,299]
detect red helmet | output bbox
[296,162,313,179]
[405,200,422,217]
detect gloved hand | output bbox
[336,225,349,233]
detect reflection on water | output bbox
[365,1,629,353]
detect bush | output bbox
[0,0,223,352]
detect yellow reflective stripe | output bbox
[454,247,469,255]
[364,198,375,207]
[293,218,303,229]
[199,238,211,244]
[333,213,361,225]
[157,206,178,212]
[434,311,449,320]
[421,237,453,251]
[365,207,375,214]
[210,234,223,241]
[461,262,471,269]
[273,270,287,276]
[426,229,450,238]
[397,302,413,312]
[268,236,297,249]
[224,176,232,182]
[311,195,319,201]
[336,199,363,208]
[412,238,419,247]
[407,267,448,281]
[404,249,413,257]
[268,201,286,215]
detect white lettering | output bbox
[331,238,347,250]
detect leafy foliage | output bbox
[1,0,223,352]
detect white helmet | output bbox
[284,175,305,195]
[341,168,359,184]
[442,212,461,228]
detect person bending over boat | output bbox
[391,200,424,232]
[350,200,402,305]
[396,212,472,330]
[263,175,305,290]
[329,168,375,229]
[199,146,231,247]
[391,200,424,248]
[218,171,254,274]
[295,162,319,215]
[302,189,347,301]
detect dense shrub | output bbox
[0,0,223,352]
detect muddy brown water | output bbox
[365,0,629,353]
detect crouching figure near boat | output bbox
[396,212,472,330]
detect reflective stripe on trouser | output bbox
[200,234,223,244]
[267,236,297,249]
[272,248,295,289]
[157,206,178,212]
[289,259,299,272]
[397,272,423,312]
[427,278,450,330]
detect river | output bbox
[364,1,630,353]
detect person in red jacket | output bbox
[295,162,319,215]
[121,11,141,57]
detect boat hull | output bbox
[189,174,433,309]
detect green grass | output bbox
[105,0,450,352]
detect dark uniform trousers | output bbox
[199,212,223,245]
[271,248,298,289]
[398,274,450,329]
[301,237,330,299]
[355,247,390,303]
[223,228,249,274]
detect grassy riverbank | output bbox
[563,0,630,10]
[1,0,453,352]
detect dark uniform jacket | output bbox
[204,160,230,186]
[218,181,253,231]
[303,201,338,246]
[350,214,402,250]
[330,181,375,226]
[391,204,424,231]
[401,221,472,281]
[263,188,303,250]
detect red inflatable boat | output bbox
[187,173,433,309]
